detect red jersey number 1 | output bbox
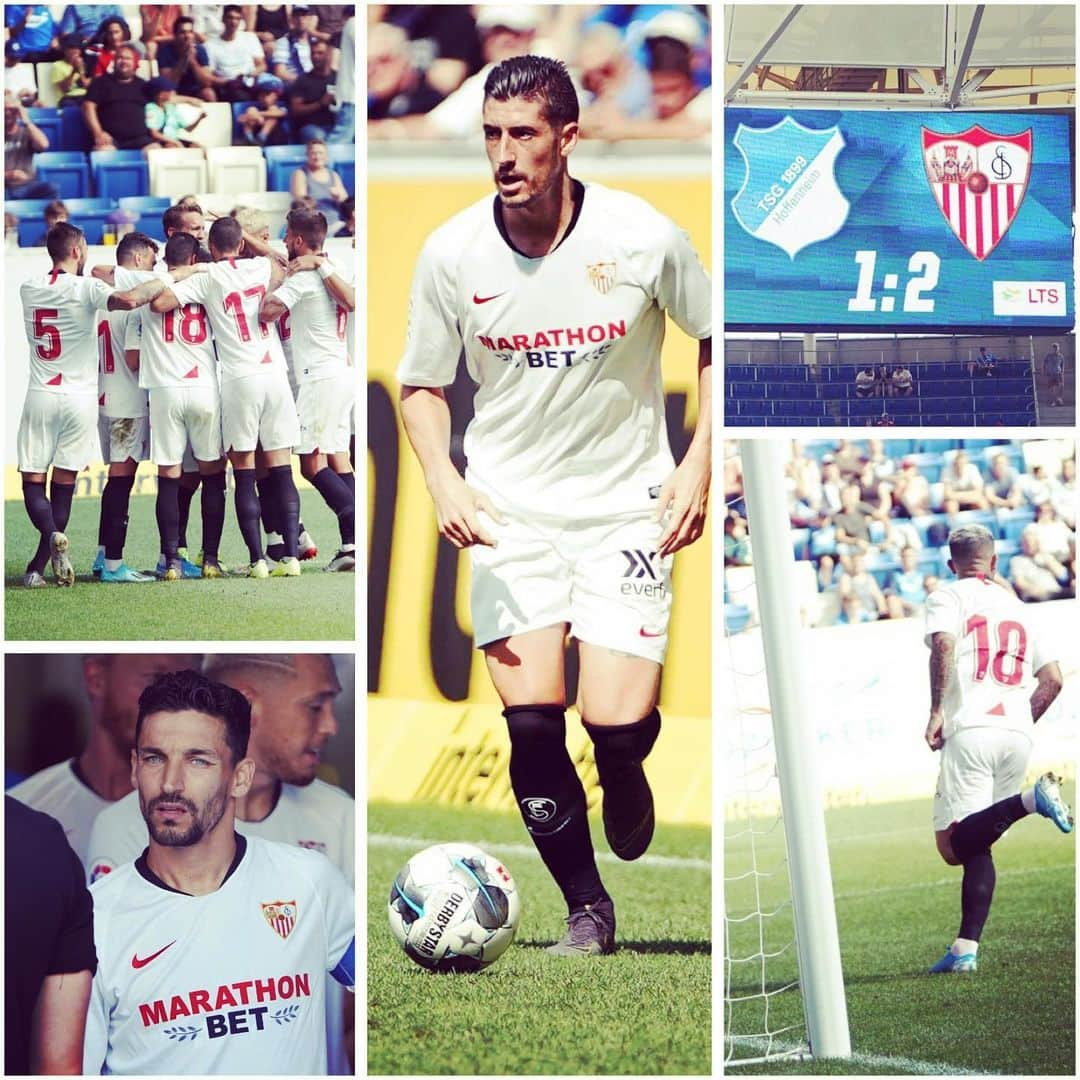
[966,615,1027,687]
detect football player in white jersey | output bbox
[8,653,200,869]
[90,231,160,584]
[18,222,169,588]
[924,524,1069,974]
[151,216,302,578]
[83,669,354,1075]
[397,57,711,956]
[86,653,354,1072]
[260,209,356,572]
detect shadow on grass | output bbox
[519,938,710,956]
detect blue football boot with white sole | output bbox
[1034,772,1073,833]
[929,948,977,974]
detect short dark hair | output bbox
[98,16,131,41]
[287,208,327,250]
[162,203,201,235]
[60,33,82,51]
[483,55,579,126]
[164,231,199,268]
[223,4,244,17]
[174,15,194,34]
[646,36,692,77]
[116,230,158,265]
[44,199,67,221]
[136,670,251,765]
[45,220,84,261]
[208,215,243,255]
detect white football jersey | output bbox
[397,182,711,519]
[170,258,287,383]
[21,271,114,394]
[98,266,155,418]
[83,835,354,1076]
[270,260,352,384]
[129,275,218,390]
[7,758,112,868]
[924,575,1054,738]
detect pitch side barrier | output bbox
[368,148,712,718]
[368,698,710,827]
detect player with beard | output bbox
[9,653,200,869]
[86,654,354,1072]
[83,670,354,1075]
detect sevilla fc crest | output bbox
[586,261,616,294]
[261,900,298,940]
[922,125,1032,261]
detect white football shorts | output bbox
[220,369,300,454]
[149,385,223,466]
[933,726,1033,831]
[469,510,674,664]
[18,390,99,473]
[296,371,353,455]
[97,414,149,465]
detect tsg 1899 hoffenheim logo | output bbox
[731,116,850,260]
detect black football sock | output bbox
[257,473,280,536]
[155,476,181,561]
[583,709,661,784]
[200,472,226,563]
[232,468,264,562]
[950,794,1028,863]
[504,705,608,912]
[339,469,355,501]
[177,472,200,550]
[102,474,135,561]
[29,479,76,575]
[23,478,56,575]
[310,467,354,546]
[269,464,300,558]
[958,852,996,942]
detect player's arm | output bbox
[236,228,287,268]
[1031,661,1063,723]
[31,970,93,1073]
[657,336,711,556]
[288,254,356,311]
[91,265,116,285]
[926,630,955,750]
[400,385,503,548]
[150,286,181,313]
[107,278,167,311]
[259,290,288,323]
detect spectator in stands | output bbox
[4,5,59,63]
[287,37,336,141]
[312,4,350,48]
[1051,457,1075,528]
[839,554,886,622]
[157,15,217,102]
[885,546,928,618]
[816,553,840,592]
[1010,525,1071,602]
[289,138,346,227]
[1032,501,1074,566]
[942,450,988,510]
[205,4,265,101]
[51,33,93,104]
[832,483,876,572]
[854,366,876,398]
[1043,342,1065,406]
[271,5,320,85]
[58,5,124,44]
[238,73,288,145]
[32,200,68,246]
[577,23,652,127]
[4,93,57,200]
[820,457,843,514]
[367,21,442,123]
[971,345,997,377]
[724,509,751,567]
[145,77,208,148]
[246,4,290,63]
[138,5,184,63]
[892,458,930,517]
[889,364,913,396]
[89,16,143,77]
[83,44,156,151]
[335,196,354,239]
[382,5,482,98]
[1018,463,1053,509]
[327,13,354,143]
[983,452,1022,510]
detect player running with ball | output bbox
[398,56,711,956]
[925,524,1070,974]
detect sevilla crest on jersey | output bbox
[262,900,297,941]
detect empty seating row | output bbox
[726,360,1034,383]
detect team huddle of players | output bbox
[17,199,356,586]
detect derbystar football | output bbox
[388,843,521,973]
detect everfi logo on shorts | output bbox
[620,550,666,599]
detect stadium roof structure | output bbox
[725,4,1075,109]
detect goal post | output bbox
[737,439,852,1060]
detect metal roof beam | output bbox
[724,4,805,104]
[946,4,985,107]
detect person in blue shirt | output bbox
[886,546,929,618]
[970,345,998,377]
[4,5,59,62]
[58,4,124,44]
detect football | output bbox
[388,843,521,972]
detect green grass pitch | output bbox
[726,794,1075,1075]
[367,801,711,1075]
[5,489,354,640]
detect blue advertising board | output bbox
[725,109,1073,331]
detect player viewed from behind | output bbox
[152,215,302,579]
[18,222,168,588]
[260,209,356,572]
[398,56,711,956]
[83,669,354,1074]
[924,524,1069,974]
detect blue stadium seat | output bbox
[888,397,919,417]
[263,144,307,191]
[33,150,90,198]
[1000,509,1036,542]
[732,380,765,399]
[730,413,766,427]
[118,195,172,241]
[64,197,117,244]
[726,364,755,382]
[91,150,150,200]
[736,399,770,417]
[327,144,354,193]
[849,398,882,419]
[27,107,62,151]
[6,198,54,246]
[59,106,92,151]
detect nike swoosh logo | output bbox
[132,941,177,969]
[473,292,506,304]
[639,628,664,638]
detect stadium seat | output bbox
[147,148,207,199]
[185,102,235,150]
[736,399,770,417]
[59,106,92,151]
[327,144,355,195]
[64,197,116,244]
[91,150,149,199]
[34,63,60,107]
[26,106,62,149]
[6,198,54,246]
[206,146,267,195]
[732,380,765,399]
[726,364,755,382]
[118,195,172,242]
[264,145,308,191]
[33,150,90,198]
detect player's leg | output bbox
[222,377,268,574]
[98,416,153,583]
[18,393,72,586]
[155,463,184,579]
[180,386,227,578]
[255,450,282,556]
[260,373,303,576]
[177,470,201,556]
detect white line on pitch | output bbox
[834,862,1073,902]
[729,1037,997,1075]
[368,832,710,871]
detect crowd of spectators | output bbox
[367,3,711,141]
[725,438,1076,628]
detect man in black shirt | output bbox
[82,42,153,150]
[5,797,97,1074]
[288,36,335,142]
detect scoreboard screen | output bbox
[724,109,1074,332]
